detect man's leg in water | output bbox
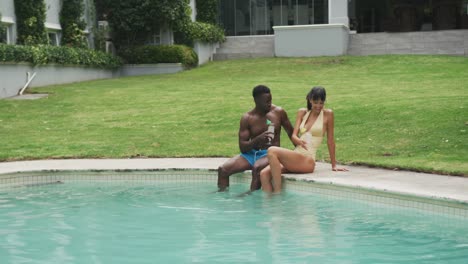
[250,156,269,191]
[217,155,251,191]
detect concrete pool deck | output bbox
[0,158,467,204]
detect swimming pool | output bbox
[1,170,467,263]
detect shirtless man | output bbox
[217,85,294,192]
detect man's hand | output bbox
[255,131,274,149]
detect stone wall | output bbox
[348,30,468,56]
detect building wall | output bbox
[0,63,185,99]
[0,0,94,46]
[0,63,116,99]
[348,29,468,56]
[0,0,15,20]
[0,0,17,44]
[45,0,61,29]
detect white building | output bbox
[0,0,95,46]
[2,0,467,56]
[0,0,201,48]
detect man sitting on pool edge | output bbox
[217,85,294,192]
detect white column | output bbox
[190,0,197,22]
[328,0,349,27]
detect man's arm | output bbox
[239,114,256,153]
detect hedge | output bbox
[190,22,225,44]
[0,44,122,69]
[119,45,198,67]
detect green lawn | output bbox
[0,55,467,176]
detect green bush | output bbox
[119,45,198,67]
[14,0,48,45]
[102,0,192,49]
[196,0,218,25]
[190,21,225,44]
[60,0,87,48]
[0,44,122,69]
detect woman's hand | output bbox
[293,138,308,150]
[299,140,308,150]
[332,166,348,172]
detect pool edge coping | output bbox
[1,158,467,205]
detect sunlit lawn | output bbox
[0,55,467,175]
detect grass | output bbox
[0,55,467,176]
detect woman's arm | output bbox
[292,109,307,148]
[326,110,347,171]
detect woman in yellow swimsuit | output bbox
[260,86,348,193]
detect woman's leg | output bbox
[260,166,272,192]
[267,146,315,193]
[260,164,286,193]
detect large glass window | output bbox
[219,0,329,36]
[349,0,468,33]
[252,0,270,35]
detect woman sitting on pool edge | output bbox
[260,86,348,193]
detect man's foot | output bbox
[250,177,261,191]
[217,175,229,192]
[217,186,228,192]
[236,190,252,197]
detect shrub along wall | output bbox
[0,44,122,69]
[119,45,198,68]
[190,22,225,44]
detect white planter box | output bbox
[274,24,350,57]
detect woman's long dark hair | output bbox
[306,86,326,110]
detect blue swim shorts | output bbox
[240,149,268,166]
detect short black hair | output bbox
[306,86,326,110]
[252,85,271,98]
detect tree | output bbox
[14,0,48,45]
[60,0,88,48]
[98,0,192,49]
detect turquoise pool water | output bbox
[0,180,467,263]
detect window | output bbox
[219,0,329,36]
[145,34,161,45]
[48,32,60,46]
[0,23,10,44]
[145,25,161,45]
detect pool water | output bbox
[0,181,467,263]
